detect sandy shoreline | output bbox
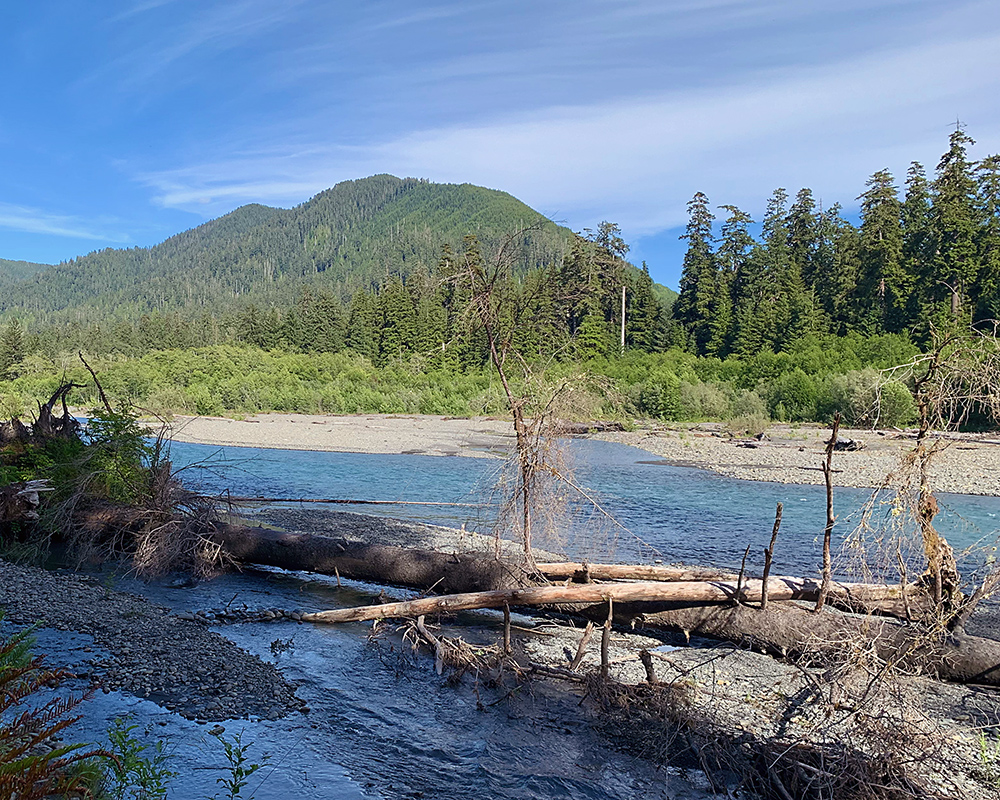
[156,412,515,457]
[153,412,1000,497]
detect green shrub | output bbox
[727,388,768,420]
[876,381,918,428]
[636,371,682,420]
[679,381,731,420]
[725,413,770,437]
[100,716,175,800]
[766,368,817,421]
[819,369,915,428]
[85,410,156,504]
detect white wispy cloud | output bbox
[88,0,307,92]
[0,203,128,242]
[137,26,1000,236]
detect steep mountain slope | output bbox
[0,176,571,321]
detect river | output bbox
[169,437,1000,577]
[26,437,1000,798]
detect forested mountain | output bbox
[671,127,1000,355]
[0,175,573,321]
[0,258,48,286]
[0,177,675,370]
[4,127,996,429]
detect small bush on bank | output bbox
[766,368,818,422]
[679,381,730,421]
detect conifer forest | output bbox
[0,128,997,428]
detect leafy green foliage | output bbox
[210,729,269,800]
[0,436,87,491]
[83,411,156,505]
[100,716,176,800]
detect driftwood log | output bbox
[624,602,1000,686]
[0,480,55,523]
[213,523,532,593]
[537,562,739,583]
[299,581,1000,687]
[0,384,81,446]
[298,578,914,625]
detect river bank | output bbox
[153,412,514,457]
[153,412,1000,497]
[594,422,1000,497]
[4,532,999,799]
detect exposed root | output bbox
[398,616,528,685]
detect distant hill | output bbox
[0,176,572,321]
[651,282,678,310]
[0,175,675,322]
[0,257,49,286]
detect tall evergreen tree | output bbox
[974,154,1000,323]
[346,290,378,361]
[555,237,593,339]
[626,263,664,352]
[857,169,906,333]
[816,205,861,334]
[376,275,417,363]
[786,188,822,288]
[780,189,819,346]
[710,205,754,356]
[672,192,717,354]
[734,189,809,354]
[0,318,25,379]
[902,162,934,325]
[930,126,980,323]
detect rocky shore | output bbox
[155,412,513,457]
[594,422,1000,496]
[0,559,302,723]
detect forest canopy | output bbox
[0,129,997,428]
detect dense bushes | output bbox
[0,332,923,428]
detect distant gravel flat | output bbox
[155,413,514,458]
[595,423,1000,497]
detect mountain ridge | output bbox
[0,175,676,322]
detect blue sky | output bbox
[1,1,998,289]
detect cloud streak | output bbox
[137,27,1000,236]
[0,203,128,243]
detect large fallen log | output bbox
[212,523,531,593]
[298,577,908,624]
[301,582,1000,687]
[537,561,922,614]
[210,523,923,615]
[623,602,1000,686]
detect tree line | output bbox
[671,126,1000,356]
[2,225,668,374]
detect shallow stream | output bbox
[22,436,1000,798]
